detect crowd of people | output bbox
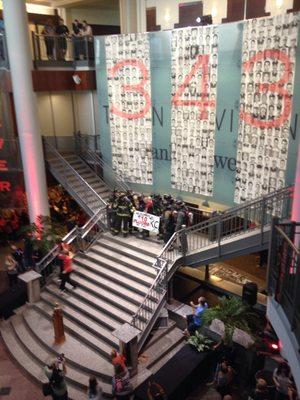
[43,348,167,400]
[42,17,93,61]
[42,341,299,400]
[107,190,193,244]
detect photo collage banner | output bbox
[170,26,219,196]
[105,33,153,185]
[98,13,299,204]
[234,13,298,203]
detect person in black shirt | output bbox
[72,19,83,60]
[56,18,69,60]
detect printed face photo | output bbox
[234,13,297,204]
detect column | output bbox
[136,0,147,33]
[3,0,49,222]
[119,0,147,34]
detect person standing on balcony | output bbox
[81,20,93,60]
[55,18,69,61]
[42,19,55,60]
[72,19,83,60]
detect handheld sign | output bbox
[132,211,160,233]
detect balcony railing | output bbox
[0,33,9,69]
[32,33,94,66]
[268,219,300,348]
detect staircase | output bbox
[132,185,294,349]
[43,138,109,217]
[1,233,161,399]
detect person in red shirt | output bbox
[59,250,77,292]
[111,349,127,372]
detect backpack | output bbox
[115,376,133,394]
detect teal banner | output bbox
[95,15,300,207]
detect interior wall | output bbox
[146,0,296,28]
[36,91,99,138]
[67,7,120,27]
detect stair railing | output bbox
[131,185,293,349]
[74,132,130,193]
[43,138,106,215]
[35,207,107,281]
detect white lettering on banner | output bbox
[132,211,160,233]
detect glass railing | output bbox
[268,219,300,348]
[32,33,94,64]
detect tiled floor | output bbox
[0,338,41,400]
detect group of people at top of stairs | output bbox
[42,347,167,400]
[107,190,194,243]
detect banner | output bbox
[170,26,219,195]
[96,13,300,206]
[105,33,153,185]
[132,211,160,233]
[234,14,298,203]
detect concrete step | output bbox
[107,235,159,259]
[85,249,155,286]
[76,185,109,196]
[32,301,115,360]
[21,309,114,383]
[39,292,119,348]
[87,242,156,277]
[51,277,131,324]
[140,325,186,373]
[62,273,138,315]
[71,265,146,306]
[11,314,113,393]
[42,286,121,336]
[74,255,150,297]
[0,320,88,400]
[96,238,155,266]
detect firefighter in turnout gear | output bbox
[113,193,134,237]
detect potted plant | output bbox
[20,215,65,257]
[201,296,260,346]
[187,331,213,353]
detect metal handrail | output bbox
[131,185,293,346]
[35,226,79,274]
[182,185,294,235]
[35,207,107,275]
[74,132,130,192]
[43,138,107,210]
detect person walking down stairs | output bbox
[59,250,77,293]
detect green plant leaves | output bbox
[187,331,213,353]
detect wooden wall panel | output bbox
[174,1,203,28]
[222,0,245,23]
[31,70,96,92]
[90,24,121,35]
[246,0,270,19]
[146,7,161,32]
[288,0,300,12]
